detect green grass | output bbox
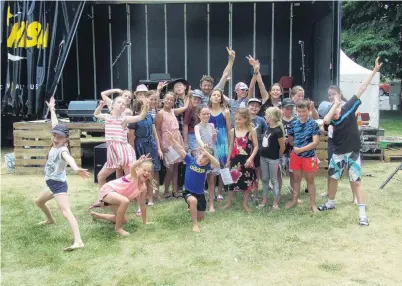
[380,110,402,136]
[2,160,402,285]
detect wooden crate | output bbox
[384,149,402,162]
[13,123,82,174]
[317,135,328,170]
[379,136,402,162]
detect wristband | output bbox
[253,71,259,75]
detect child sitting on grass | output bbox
[90,155,154,236]
[169,131,219,232]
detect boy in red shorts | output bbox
[286,100,320,212]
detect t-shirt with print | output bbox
[229,98,249,126]
[44,146,69,182]
[282,117,296,156]
[260,127,284,160]
[324,95,361,154]
[288,118,320,158]
[252,116,267,149]
[183,106,198,134]
[184,154,211,195]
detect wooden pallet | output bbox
[384,149,402,162]
[13,123,82,174]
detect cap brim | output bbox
[283,104,295,108]
[50,130,68,137]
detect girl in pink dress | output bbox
[94,97,149,188]
[155,92,189,199]
[90,155,154,236]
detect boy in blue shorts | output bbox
[318,57,382,226]
[286,100,321,212]
[169,132,219,232]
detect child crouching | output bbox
[90,155,154,236]
[169,131,219,232]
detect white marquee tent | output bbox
[340,50,380,128]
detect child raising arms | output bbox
[169,132,219,232]
[94,97,148,187]
[90,155,154,236]
[35,97,91,251]
[224,108,259,213]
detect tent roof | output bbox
[340,50,372,75]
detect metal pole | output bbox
[91,5,97,99]
[61,74,64,101]
[289,3,293,77]
[164,4,168,73]
[229,2,233,99]
[184,4,187,79]
[253,3,256,58]
[127,4,132,89]
[145,5,149,80]
[271,3,275,86]
[75,33,80,97]
[108,5,113,88]
[207,3,210,76]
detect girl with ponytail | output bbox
[258,107,285,209]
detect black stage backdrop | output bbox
[1,0,85,118]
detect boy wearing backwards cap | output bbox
[318,57,382,226]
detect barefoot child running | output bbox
[90,155,154,235]
[318,57,383,226]
[169,132,219,232]
[224,108,259,213]
[194,105,218,212]
[93,97,148,188]
[35,97,91,251]
[286,100,320,212]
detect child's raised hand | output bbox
[99,100,105,107]
[76,168,91,179]
[226,47,235,60]
[246,55,256,67]
[157,81,168,91]
[375,57,383,71]
[45,96,56,110]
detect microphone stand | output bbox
[299,40,306,87]
[112,41,131,67]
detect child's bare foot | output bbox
[116,228,130,236]
[209,208,215,213]
[311,206,319,213]
[285,200,298,209]
[192,224,200,232]
[297,199,303,204]
[321,192,328,197]
[38,219,54,225]
[64,241,84,252]
[272,205,280,210]
[243,205,252,213]
[90,211,100,220]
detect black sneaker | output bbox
[305,188,309,193]
[318,204,335,211]
[359,217,369,226]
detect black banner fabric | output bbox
[1,0,84,118]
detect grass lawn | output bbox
[2,155,402,285]
[379,110,402,136]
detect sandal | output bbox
[164,193,172,200]
[136,210,142,217]
[173,192,183,199]
[217,195,224,201]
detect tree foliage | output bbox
[341,1,402,80]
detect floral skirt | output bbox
[228,155,257,192]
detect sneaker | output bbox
[359,217,369,226]
[304,188,309,193]
[217,195,224,201]
[318,204,335,211]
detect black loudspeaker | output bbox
[68,100,106,122]
[94,143,116,183]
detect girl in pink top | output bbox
[90,155,154,236]
[155,92,189,199]
[94,97,149,188]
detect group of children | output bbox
[35,48,382,249]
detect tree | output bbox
[341,1,402,80]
